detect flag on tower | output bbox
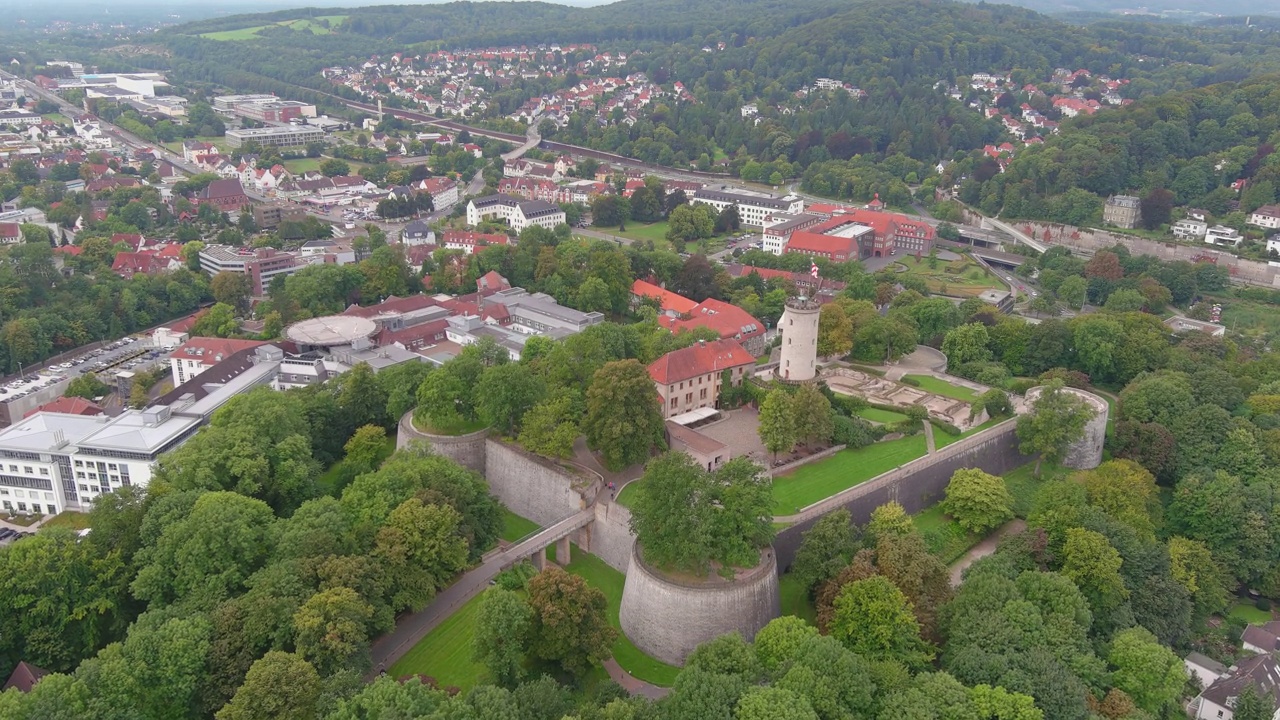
[810,261,820,279]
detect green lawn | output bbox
[283,157,322,174]
[388,590,488,690]
[1001,461,1064,518]
[778,573,817,625]
[771,434,930,515]
[893,255,1004,297]
[857,407,909,424]
[415,416,488,436]
[163,136,230,155]
[561,545,681,686]
[1229,601,1273,625]
[903,375,981,403]
[500,509,540,543]
[41,113,70,125]
[614,481,640,508]
[40,511,90,531]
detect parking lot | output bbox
[0,335,158,405]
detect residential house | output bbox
[0,222,20,244]
[648,338,754,419]
[419,176,459,209]
[1249,205,1280,230]
[1191,653,1280,720]
[1205,225,1244,247]
[1103,195,1141,229]
[401,219,436,246]
[1172,218,1209,240]
[631,279,699,317]
[442,230,508,255]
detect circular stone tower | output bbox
[619,544,781,666]
[777,297,821,382]
[1023,385,1109,470]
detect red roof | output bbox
[631,279,698,315]
[344,294,438,319]
[442,230,508,248]
[166,308,207,335]
[53,244,83,256]
[111,251,166,278]
[785,231,860,259]
[173,337,266,364]
[25,397,104,418]
[2,662,48,693]
[111,233,144,250]
[477,270,511,292]
[0,222,21,239]
[726,265,792,282]
[658,298,766,344]
[648,338,754,385]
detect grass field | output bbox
[771,434,929,515]
[40,511,90,531]
[283,157,322,174]
[904,375,981,402]
[778,573,817,625]
[857,407,910,424]
[415,416,488,436]
[1229,601,1273,625]
[199,15,347,40]
[561,545,681,686]
[41,113,70,125]
[1001,461,1064,518]
[614,481,640,508]
[500,509,540,543]
[388,591,488,690]
[163,136,230,155]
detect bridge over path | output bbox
[368,507,595,673]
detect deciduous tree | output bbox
[293,587,374,675]
[583,360,666,471]
[828,575,933,669]
[472,588,531,687]
[215,651,321,720]
[758,390,797,461]
[373,499,469,612]
[1107,627,1185,715]
[526,567,616,678]
[942,468,1013,535]
[1016,381,1096,476]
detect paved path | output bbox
[948,519,1027,587]
[604,658,670,700]
[922,422,936,454]
[368,508,594,674]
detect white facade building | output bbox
[1172,218,1208,240]
[466,194,566,232]
[0,407,201,515]
[1205,225,1244,247]
[1250,205,1280,230]
[691,188,805,228]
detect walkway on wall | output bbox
[368,507,595,674]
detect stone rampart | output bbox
[1023,386,1108,470]
[483,439,588,527]
[619,543,780,666]
[774,420,1027,569]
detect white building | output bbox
[0,407,201,514]
[1172,218,1208,240]
[224,125,324,150]
[419,177,459,210]
[1190,653,1280,720]
[0,110,42,127]
[1205,225,1244,247]
[1250,205,1280,230]
[691,188,805,228]
[466,194,566,232]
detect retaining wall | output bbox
[397,412,488,474]
[587,502,635,573]
[619,543,780,666]
[483,439,588,527]
[774,420,1027,570]
[1024,386,1108,470]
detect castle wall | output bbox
[397,411,488,474]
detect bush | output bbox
[830,394,869,416]
[888,419,922,435]
[495,561,537,591]
[978,389,1013,418]
[832,414,878,449]
[1258,598,1272,612]
[929,419,962,436]
[1007,378,1039,396]
[900,376,922,387]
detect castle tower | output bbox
[776,297,821,382]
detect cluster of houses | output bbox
[1184,622,1280,720]
[940,67,1132,155]
[506,71,694,129]
[740,77,867,125]
[322,44,604,119]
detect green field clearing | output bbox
[500,509,540,543]
[771,434,929,515]
[199,15,347,40]
[41,113,70,125]
[1229,601,1273,625]
[857,407,909,424]
[388,590,488,690]
[903,374,981,402]
[283,157,322,174]
[615,481,640,508]
[415,416,488,436]
[561,545,681,686]
[779,573,817,625]
[912,505,981,564]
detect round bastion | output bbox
[1023,385,1109,470]
[619,543,780,666]
[397,410,489,474]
